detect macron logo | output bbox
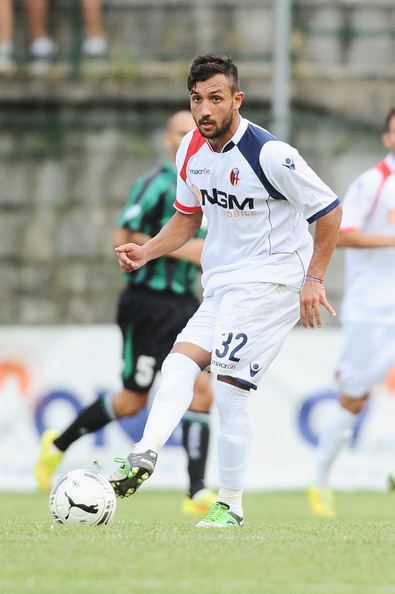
[249,363,262,378]
[282,157,295,171]
[189,168,210,175]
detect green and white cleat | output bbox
[109,449,157,498]
[195,502,244,528]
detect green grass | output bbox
[1,491,395,594]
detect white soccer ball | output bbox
[49,469,117,525]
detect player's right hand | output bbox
[300,280,336,329]
[114,242,148,272]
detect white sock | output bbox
[82,37,108,56]
[134,353,201,454]
[216,381,251,518]
[0,43,13,55]
[313,403,356,489]
[30,37,54,58]
[218,487,243,518]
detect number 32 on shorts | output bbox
[215,332,248,362]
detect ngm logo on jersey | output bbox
[200,188,256,218]
[0,357,179,447]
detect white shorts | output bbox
[336,321,395,397]
[175,283,300,389]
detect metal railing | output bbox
[6,1,395,77]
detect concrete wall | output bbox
[0,103,383,325]
[0,1,392,325]
[5,1,395,123]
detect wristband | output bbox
[305,275,324,285]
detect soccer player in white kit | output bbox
[308,107,395,518]
[110,54,342,527]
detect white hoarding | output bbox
[1,325,395,491]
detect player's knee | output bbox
[112,389,148,417]
[161,352,201,383]
[216,380,250,436]
[340,393,368,414]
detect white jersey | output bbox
[340,153,395,323]
[175,117,339,296]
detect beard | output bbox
[197,112,234,140]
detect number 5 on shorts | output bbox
[135,355,156,388]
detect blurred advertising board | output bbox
[1,326,395,491]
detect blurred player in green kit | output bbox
[35,111,215,515]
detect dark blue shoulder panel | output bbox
[237,124,287,200]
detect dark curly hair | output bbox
[187,54,239,94]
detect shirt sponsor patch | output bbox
[189,168,210,175]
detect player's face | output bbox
[383,115,395,154]
[165,111,196,162]
[190,74,244,149]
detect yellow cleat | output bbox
[307,486,337,518]
[182,489,217,516]
[34,429,64,492]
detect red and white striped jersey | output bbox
[340,153,395,322]
[175,117,339,296]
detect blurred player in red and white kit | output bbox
[309,107,395,518]
[111,54,342,528]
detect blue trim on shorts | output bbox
[235,378,258,391]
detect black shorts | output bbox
[116,284,199,393]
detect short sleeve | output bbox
[340,169,382,231]
[174,131,203,214]
[260,141,339,222]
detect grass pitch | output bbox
[1,490,395,594]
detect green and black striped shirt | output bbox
[118,161,205,296]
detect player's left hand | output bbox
[300,281,336,328]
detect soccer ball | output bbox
[49,469,117,525]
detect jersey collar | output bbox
[221,116,249,153]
